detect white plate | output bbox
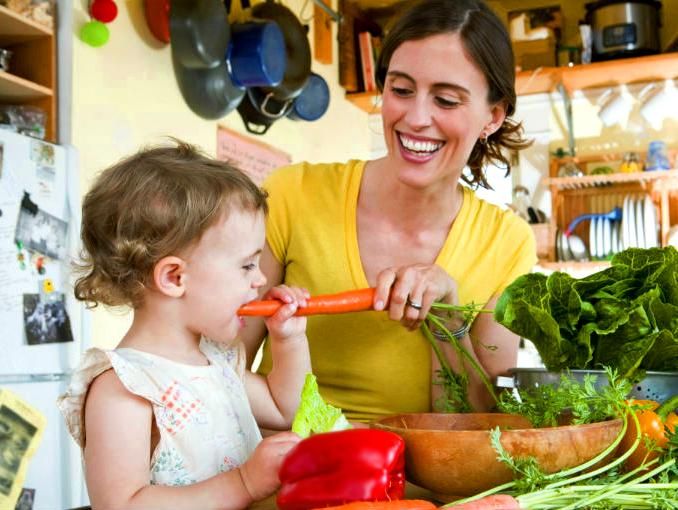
[561,231,573,261]
[610,220,618,255]
[643,195,658,248]
[617,221,623,253]
[603,218,611,257]
[635,197,645,248]
[556,228,563,261]
[627,197,637,248]
[620,195,630,250]
[589,218,596,258]
[596,216,604,259]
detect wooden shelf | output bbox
[0,5,56,142]
[560,53,678,93]
[515,67,559,96]
[0,5,52,44]
[0,71,52,100]
[544,169,678,190]
[346,91,382,114]
[347,52,678,113]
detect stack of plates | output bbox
[621,194,658,250]
[586,194,658,260]
[589,217,620,260]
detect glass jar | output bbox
[645,140,671,171]
[619,152,641,174]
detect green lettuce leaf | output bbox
[291,373,352,438]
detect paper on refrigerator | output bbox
[0,389,45,510]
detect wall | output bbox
[71,1,374,348]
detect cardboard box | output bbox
[512,37,556,71]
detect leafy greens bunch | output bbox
[497,367,631,428]
[494,247,678,379]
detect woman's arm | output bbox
[83,370,254,509]
[240,242,283,368]
[431,294,519,411]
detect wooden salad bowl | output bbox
[370,413,622,498]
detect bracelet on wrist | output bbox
[429,320,470,341]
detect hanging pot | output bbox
[170,0,244,119]
[287,73,330,122]
[170,0,229,69]
[227,20,287,88]
[250,0,311,101]
[237,88,293,135]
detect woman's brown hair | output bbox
[74,139,268,309]
[375,0,531,189]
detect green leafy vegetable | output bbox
[494,247,678,378]
[497,367,630,428]
[291,373,351,438]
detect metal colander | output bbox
[499,368,678,406]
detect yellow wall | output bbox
[72,1,374,348]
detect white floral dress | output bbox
[57,339,262,486]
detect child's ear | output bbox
[153,256,186,298]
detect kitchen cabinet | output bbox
[543,152,678,267]
[0,5,56,142]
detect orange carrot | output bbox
[314,500,437,510]
[237,288,376,317]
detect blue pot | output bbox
[288,73,330,121]
[227,21,286,88]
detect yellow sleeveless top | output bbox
[258,160,536,421]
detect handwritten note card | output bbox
[216,126,291,185]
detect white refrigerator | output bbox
[0,129,89,509]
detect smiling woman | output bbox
[241,0,538,421]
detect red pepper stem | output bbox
[656,394,678,421]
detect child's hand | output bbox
[238,431,301,501]
[263,285,309,343]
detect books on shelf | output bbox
[358,31,376,92]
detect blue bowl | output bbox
[288,73,330,121]
[227,21,286,88]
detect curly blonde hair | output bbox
[74,139,268,309]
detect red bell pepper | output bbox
[277,429,406,510]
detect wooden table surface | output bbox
[249,483,446,509]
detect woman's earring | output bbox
[478,132,488,145]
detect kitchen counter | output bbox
[249,483,445,509]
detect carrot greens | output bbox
[422,302,494,412]
[443,370,678,509]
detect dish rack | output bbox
[543,152,678,263]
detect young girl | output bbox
[58,140,311,509]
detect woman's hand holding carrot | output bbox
[373,263,461,331]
